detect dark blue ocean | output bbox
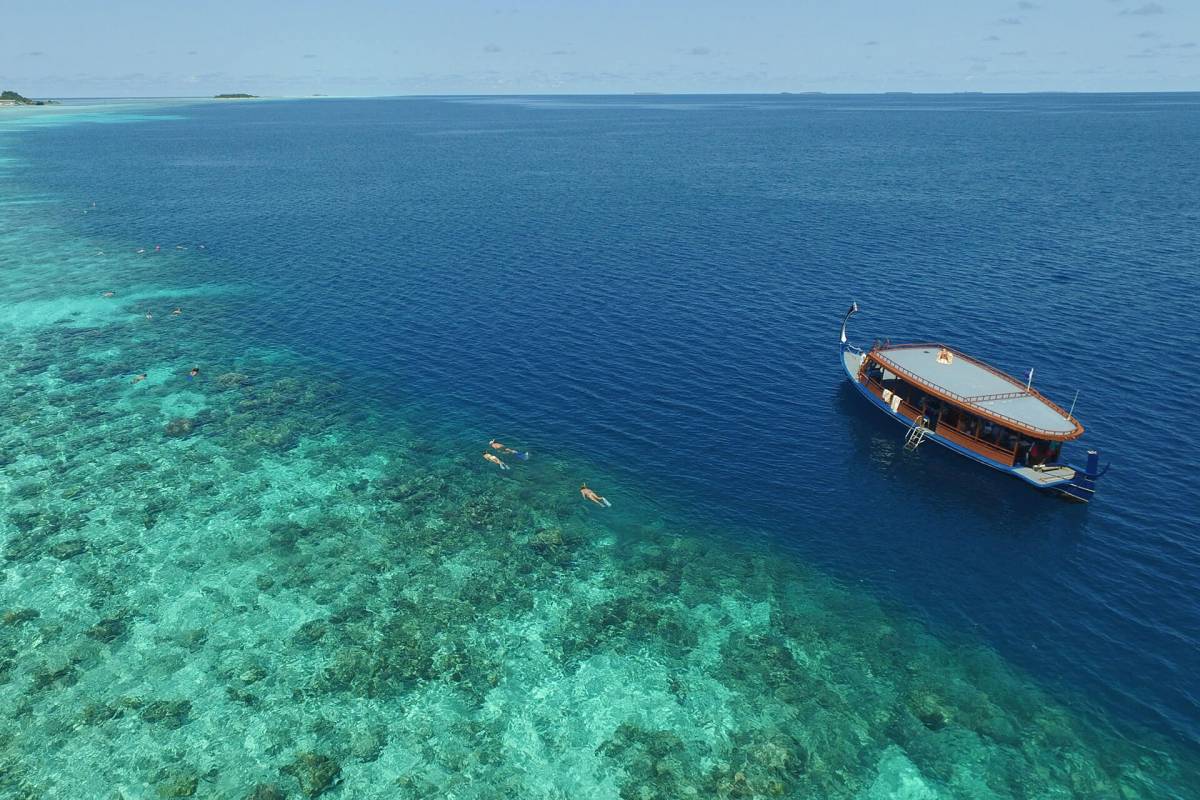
[3,93,1199,797]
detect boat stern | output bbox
[1056,450,1107,503]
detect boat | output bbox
[839,303,1106,502]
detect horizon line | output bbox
[11,89,1200,101]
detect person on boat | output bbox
[483,452,510,470]
[489,439,530,460]
[132,374,147,384]
[580,484,611,507]
[936,347,954,365]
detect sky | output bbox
[2,0,1198,97]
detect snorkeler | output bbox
[580,484,611,507]
[489,439,530,460]
[483,452,510,471]
[132,374,147,384]
[188,367,200,379]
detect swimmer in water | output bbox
[188,367,200,379]
[489,439,530,460]
[155,245,161,253]
[172,307,182,316]
[145,311,153,320]
[136,248,145,254]
[101,291,115,298]
[483,452,510,470]
[132,374,147,384]
[580,484,611,507]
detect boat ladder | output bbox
[903,421,929,452]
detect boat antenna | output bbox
[1068,389,1080,418]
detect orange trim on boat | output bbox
[864,345,1084,441]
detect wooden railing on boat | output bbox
[863,374,1018,466]
[863,375,923,423]
[935,423,1017,466]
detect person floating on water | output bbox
[188,367,200,379]
[580,484,611,507]
[101,291,115,298]
[489,439,530,460]
[483,452,510,471]
[132,374,147,384]
[172,307,182,316]
[145,311,153,320]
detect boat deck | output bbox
[873,345,1079,437]
[1012,465,1077,486]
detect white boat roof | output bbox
[873,345,1080,437]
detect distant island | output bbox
[214,93,258,99]
[0,90,56,106]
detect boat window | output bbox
[1026,439,1058,467]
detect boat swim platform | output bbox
[1012,465,1077,486]
[870,344,1081,438]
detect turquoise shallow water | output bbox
[1,99,1199,798]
